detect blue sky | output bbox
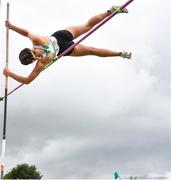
[0,0,170,178]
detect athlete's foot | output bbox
[107,6,128,14]
[120,51,132,59]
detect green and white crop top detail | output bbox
[33,36,59,60]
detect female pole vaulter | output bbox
[3,5,131,85]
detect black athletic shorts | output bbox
[51,30,75,56]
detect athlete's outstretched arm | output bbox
[5,21,44,44]
[3,63,43,84]
[5,21,30,37]
[3,54,54,84]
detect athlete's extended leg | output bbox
[70,44,131,59]
[71,44,118,57]
[66,11,110,39]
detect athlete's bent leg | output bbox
[66,11,110,39]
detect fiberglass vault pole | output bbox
[1,2,9,179]
[0,0,134,101]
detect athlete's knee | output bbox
[87,14,104,27]
[88,47,98,55]
[85,20,94,30]
[86,21,92,29]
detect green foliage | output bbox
[4,163,42,179]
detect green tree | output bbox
[4,163,42,179]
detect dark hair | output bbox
[19,48,35,65]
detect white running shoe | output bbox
[120,51,132,59]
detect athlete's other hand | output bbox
[5,21,13,29]
[3,67,11,77]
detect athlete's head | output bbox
[19,48,35,65]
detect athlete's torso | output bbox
[33,36,59,59]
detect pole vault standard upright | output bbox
[1,2,9,179]
[0,0,134,101]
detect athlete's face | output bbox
[32,48,43,58]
